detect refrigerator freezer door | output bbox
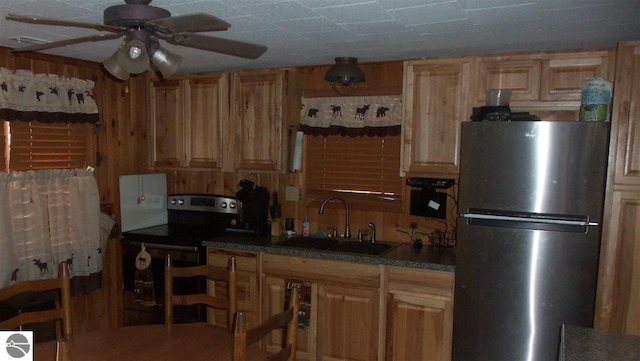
[458,121,610,219]
[452,220,601,361]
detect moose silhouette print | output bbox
[33,259,49,276]
[355,104,370,119]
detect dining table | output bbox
[34,323,267,361]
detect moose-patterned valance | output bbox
[0,67,99,123]
[300,96,401,136]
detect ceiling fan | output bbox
[6,0,268,80]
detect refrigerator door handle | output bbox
[460,213,598,227]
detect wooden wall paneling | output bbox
[10,54,33,70]
[0,47,15,68]
[130,74,152,175]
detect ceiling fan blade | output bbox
[146,13,231,34]
[158,33,267,59]
[6,14,123,33]
[11,33,124,53]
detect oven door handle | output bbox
[121,240,200,253]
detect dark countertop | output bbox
[561,325,640,361]
[203,234,456,272]
[122,226,455,272]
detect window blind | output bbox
[3,121,91,171]
[306,133,402,207]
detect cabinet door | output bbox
[317,284,379,361]
[402,59,472,176]
[540,51,612,102]
[231,70,285,172]
[611,43,640,185]
[150,80,185,168]
[187,76,228,169]
[385,267,454,361]
[208,249,258,329]
[595,191,640,335]
[386,292,453,361]
[263,275,317,361]
[476,58,541,104]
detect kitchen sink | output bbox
[330,241,395,256]
[277,237,396,256]
[278,236,340,250]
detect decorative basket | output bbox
[428,231,456,248]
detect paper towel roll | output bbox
[292,131,303,171]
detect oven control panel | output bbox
[168,194,238,214]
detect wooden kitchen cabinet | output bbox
[228,69,303,173]
[385,266,454,361]
[263,275,317,360]
[261,254,381,361]
[596,191,640,335]
[149,74,228,170]
[207,248,259,329]
[595,41,640,336]
[475,50,613,108]
[401,58,473,176]
[317,283,380,361]
[610,42,640,186]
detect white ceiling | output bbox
[1,0,639,76]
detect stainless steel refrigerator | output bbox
[452,121,610,361]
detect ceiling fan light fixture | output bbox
[117,39,149,74]
[325,57,365,95]
[103,50,130,81]
[149,42,183,79]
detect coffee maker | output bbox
[232,179,270,237]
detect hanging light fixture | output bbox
[102,50,130,81]
[103,30,181,81]
[325,57,366,96]
[148,40,183,79]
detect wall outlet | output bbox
[285,186,299,201]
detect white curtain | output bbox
[0,168,102,288]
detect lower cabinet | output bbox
[385,266,455,361]
[262,254,381,361]
[210,249,455,361]
[317,283,380,361]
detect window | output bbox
[306,133,402,210]
[1,120,92,172]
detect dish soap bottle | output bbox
[302,216,310,237]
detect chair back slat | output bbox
[164,254,237,329]
[233,287,299,361]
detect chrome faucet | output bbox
[368,222,376,243]
[319,196,351,238]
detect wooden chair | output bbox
[233,287,299,361]
[164,254,237,328]
[0,262,72,340]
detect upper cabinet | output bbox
[228,69,303,173]
[475,50,614,109]
[401,57,473,176]
[402,49,614,177]
[610,42,640,185]
[150,69,302,173]
[150,74,228,170]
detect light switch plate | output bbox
[285,186,299,201]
